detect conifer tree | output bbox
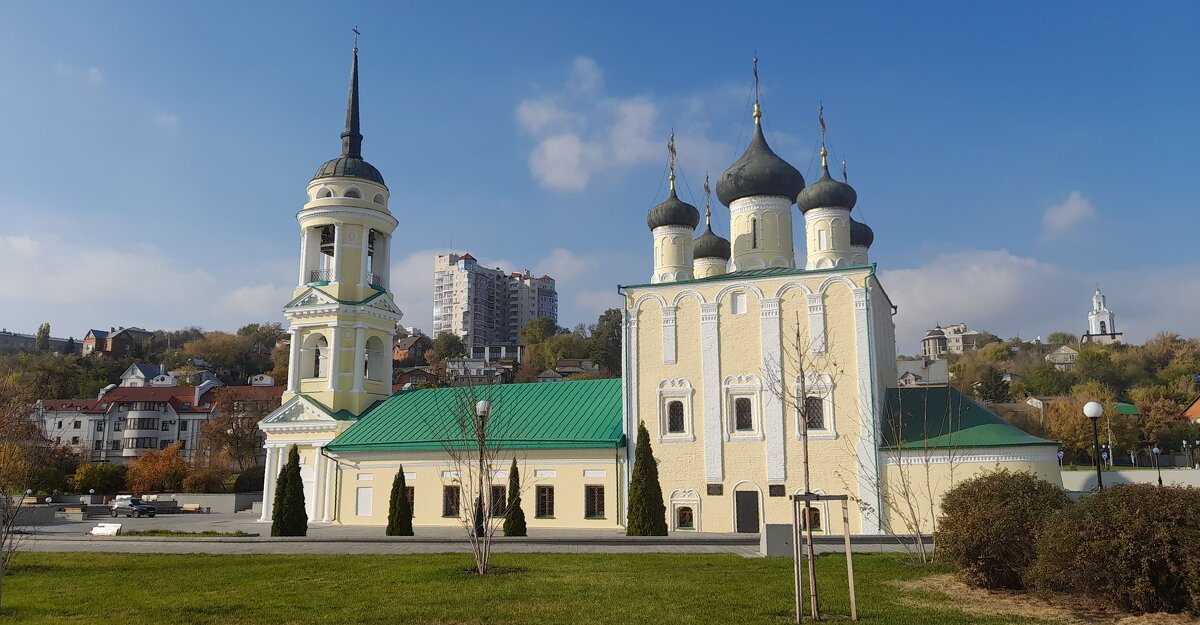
[502,458,527,536]
[386,465,414,536]
[270,445,307,537]
[626,421,668,536]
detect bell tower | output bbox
[282,43,403,417]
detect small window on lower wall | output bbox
[584,485,605,519]
[707,483,723,496]
[442,485,461,517]
[355,487,373,517]
[676,506,694,529]
[536,485,555,518]
[490,485,507,516]
[768,484,786,497]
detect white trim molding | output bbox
[669,488,702,532]
[793,373,837,441]
[657,378,696,443]
[724,374,764,441]
[662,305,677,364]
[700,302,723,482]
[759,297,785,482]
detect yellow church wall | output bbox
[330,449,625,529]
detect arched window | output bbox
[1099,321,1107,334]
[344,188,362,199]
[735,397,753,431]
[372,193,385,205]
[802,506,821,531]
[303,334,329,379]
[317,187,333,199]
[804,396,824,430]
[818,229,829,251]
[667,401,685,433]
[751,218,758,249]
[676,506,694,529]
[365,336,385,381]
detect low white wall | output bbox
[1061,468,1200,492]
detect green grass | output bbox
[119,530,254,538]
[0,552,1054,624]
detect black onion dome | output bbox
[646,189,701,230]
[849,218,874,247]
[797,165,857,212]
[313,156,386,186]
[716,123,805,206]
[693,223,731,260]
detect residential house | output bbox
[445,358,513,386]
[392,366,433,391]
[1184,395,1200,423]
[393,335,432,362]
[896,359,949,387]
[0,329,79,353]
[1045,345,1079,371]
[83,327,153,356]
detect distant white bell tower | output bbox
[1082,288,1121,345]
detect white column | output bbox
[258,445,280,522]
[352,325,366,392]
[327,326,342,392]
[853,287,882,535]
[700,302,723,482]
[379,233,391,291]
[312,447,326,522]
[320,452,335,522]
[287,329,301,393]
[297,229,310,286]
[330,222,344,284]
[662,305,677,364]
[760,298,785,482]
[359,225,371,287]
[807,293,827,354]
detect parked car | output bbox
[110,497,156,518]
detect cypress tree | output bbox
[627,421,668,536]
[502,458,527,536]
[271,445,308,537]
[386,465,414,536]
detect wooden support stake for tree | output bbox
[842,499,857,621]
[793,500,804,623]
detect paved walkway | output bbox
[19,511,926,556]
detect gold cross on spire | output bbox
[703,172,712,224]
[842,158,848,183]
[667,130,677,192]
[752,54,761,123]
[819,102,828,168]
[353,26,361,52]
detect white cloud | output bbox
[1042,191,1096,239]
[152,110,180,134]
[881,249,1200,353]
[55,61,104,86]
[515,57,730,192]
[0,232,290,335]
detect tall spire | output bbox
[340,31,363,158]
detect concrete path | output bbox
[19,511,926,557]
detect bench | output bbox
[89,523,121,536]
[57,505,89,522]
[180,503,210,514]
[21,496,40,506]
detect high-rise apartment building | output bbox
[433,253,558,357]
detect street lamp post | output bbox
[472,400,491,539]
[1084,402,1104,490]
[1152,446,1163,487]
[1057,450,1064,467]
[1184,440,1193,468]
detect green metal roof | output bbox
[619,263,874,290]
[300,395,380,421]
[881,387,1059,450]
[1116,402,1140,416]
[327,378,625,453]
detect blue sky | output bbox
[1,1,1198,353]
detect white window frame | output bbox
[730,292,747,315]
[657,379,695,442]
[793,488,829,534]
[724,375,763,440]
[668,488,702,532]
[793,374,837,440]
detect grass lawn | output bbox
[0,552,1055,624]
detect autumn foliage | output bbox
[125,442,188,494]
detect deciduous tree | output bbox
[125,442,188,494]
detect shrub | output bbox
[72,462,127,495]
[233,465,265,493]
[502,458,526,537]
[271,446,307,537]
[1027,484,1200,614]
[937,469,1069,589]
[29,467,68,495]
[386,466,413,536]
[182,466,232,493]
[626,421,667,536]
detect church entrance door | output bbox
[735,490,759,533]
